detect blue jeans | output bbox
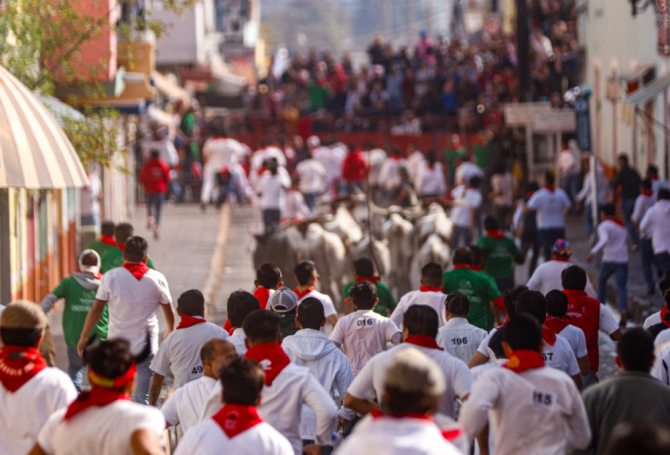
[655,252,670,276]
[621,198,639,244]
[146,193,165,226]
[538,228,565,262]
[452,225,472,249]
[641,238,656,289]
[218,183,243,207]
[598,262,628,312]
[67,346,85,392]
[496,277,515,293]
[133,354,154,404]
[561,172,581,207]
[302,192,319,213]
[340,181,364,195]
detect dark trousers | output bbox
[521,237,540,279]
[621,198,639,244]
[538,228,565,262]
[655,252,670,276]
[641,238,656,289]
[263,209,281,229]
[598,262,628,312]
[146,193,165,226]
[496,277,515,293]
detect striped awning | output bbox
[0,65,88,189]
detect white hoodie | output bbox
[640,200,670,254]
[282,329,356,439]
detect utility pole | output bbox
[516,0,530,101]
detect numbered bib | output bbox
[191,365,204,375]
[450,337,469,348]
[356,318,375,329]
[532,390,555,409]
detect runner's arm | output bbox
[571,374,582,389]
[77,299,107,356]
[577,356,590,376]
[130,429,166,455]
[468,351,490,368]
[148,373,165,407]
[160,303,176,338]
[28,445,47,455]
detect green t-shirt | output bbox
[441,146,466,174]
[307,81,330,110]
[86,240,116,257]
[343,280,397,317]
[52,277,109,348]
[443,267,501,331]
[100,248,155,274]
[477,235,521,280]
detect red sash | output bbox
[503,349,545,373]
[542,326,557,346]
[405,335,444,351]
[100,235,116,246]
[420,286,442,293]
[177,315,207,330]
[123,262,150,281]
[254,287,273,310]
[64,388,128,421]
[0,346,47,393]
[486,230,506,239]
[294,287,314,300]
[605,217,625,228]
[212,404,264,438]
[544,316,571,335]
[356,276,382,283]
[244,342,291,386]
[661,307,670,329]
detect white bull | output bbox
[322,205,364,245]
[302,223,348,312]
[413,203,454,249]
[409,233,451,290]
[350,234,392,284]
[382,213,414,297]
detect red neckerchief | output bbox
[503,349,545,373]
[466,185,474,190]
[356,276,382,283]
[453,264,471,270]
[177,315,207,330]
[420,286,442,293]
[552,257,569,262]
[123,262,150,281]
[405,335,444,350]
[0,346,47,392]
[213,136,228,140]
[227,326,237,336]
[642,189,654,197]
[651,176,659,181]
[254,287,273,310]
[544,316,571,335]
[117,243,125,253]
[486,230,505,239]
[605,217,625,228]
[544,185,555,193]
[542,326,557,346]
[661,307,670,329]
[244,342,291,386]
[526,191,535,199]
[294,287,314,300]
[63,388,129,421]
[470,266,482,272]
[390,155,403,161]
[100,235,116,247]
[212,403,264,438]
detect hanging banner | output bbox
[658,0,670,56]
[575,96,592,153]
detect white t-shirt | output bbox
[640,200,670,254]
[347,343,473,419]
[175,418,294,455]
[652,341,670,385]
[655,327,670,348]
[228,328,248,356]
[284,190,311,221]
[252,146,287,171]
[633,194,656,238]
[96,267,173,355]
[644,311,664,330]
[450,186,482,228]
[436,317,488,364]
[378,158,407,190]
[526,188,572,229]
[556,325,588,359]
[37,400,165,455]
[150,320,229,389]
[406,151,426,178]
[590,220,629,264]
[0,368,77,455]
[329,309,402,376]
[455,161,484,186]
[390,290,448,328]
[415,163,446,197]
[161,376,218,433]
[296,159,327,194]
[257,173,291,210]
[527,260,598,298]
[297,290,338,332]
[204,138,243,169]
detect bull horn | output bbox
[400,205,423,217]
[369,201,390,216]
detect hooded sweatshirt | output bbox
[640,200,670,254]
[282,329,356,439]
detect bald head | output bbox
[200,339,238,379]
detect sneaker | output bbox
[153,226,160,240]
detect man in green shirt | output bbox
[477,216,524,293]
[40,250,108,391]
[86,221,117,257]
[342,258,396,316]
[442,247,504,331]
[100,222,155,273]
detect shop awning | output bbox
[627,72,670,106]
[0,66,88,189]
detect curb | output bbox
[203,204,231,319]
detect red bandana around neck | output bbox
[117,243,125,253]
[64,388,129,421]
[642,189,654,197]
[503,349,545,373]
[244,342,291,386]
[356,276,382,283]
[420,286,442,293]
[542,326,557,346]
[651,176,659,181]
[177,315,207,330]
[605,217,625,228]
[661,307,670,328]
[544,185,555,193]
[470,266,482,272]
[0,346,47,392]
[552,257,569,262]
[100,235,116,246]
[405,335,444,350]
[453,264,471,270]
[123,262,150,281]
[486,230,506,239]
[294,287,314,300]
[544,316,571,335]
[213,404,264,438]
[254,287,273,310]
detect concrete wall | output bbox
[153,2,206,66]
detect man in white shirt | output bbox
[295,147,327,213]
[415,151,446,199]
[405,143,426,179]
[391,263,448,328]
[344,305,473,419]
[226,290,262,356]
[454,155,484,188]
[460,314,591,455]
[526,171,572,261]
[176,357,294,455]
[436,292,488,364]
[201,128,244,208]
[633,179,658,294]
[335,348,462,455]
[640,188,670,275]
[282,298,356,444]
[77,236,176,404]
[558,140,581,205]
[252,139,288,171]
[575,159,611,238]
[378,147,407,205]
[587,204,630,324]
[545,290,590,375]
[294,260,339,328]
[33,337,165,455]
[161,338,238,433]
[643,278,670,343]
[527,239,597,298]
[199,310,338,455]
[148,290,229,405]
[648,164,670,198]
[651,339,670,385]
[329,282,401,376]
[257,159,291,230]
[0,301,77,455]
[449,175,483,248]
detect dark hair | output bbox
[115,222,134,244]
[124,236,149,262]
[468,175,482,188]
[350,281,377,309]
[199,338,228,365]
[383,386,436,417]
[227,290,261,327]
[296,297,325,330]
[447,292,469,317]
[617,328,654,373]
[642,178,652,190]
[101,221,115,238]
[484,215,500,231]
[504,313,543,351]
[82,338,135,388]
[658,188,670,201]
[243,310,281,344]
[469,245,483,266]
[544,171,555,186]
[527,181,539,193]
[81,251,99,267]
[515,290,547,325]
[353,258,375,277]
[261,138,274,147]
[421,263,443,287]
[219,358,265,406]
[604,422,670,455]
[618,154,629,165]
[178,290,205,317]
[295,260,316,286]
[257,263,282,289]
[453,247,472,266]
[0,328,43,347]
[546,290,568,317]
[403,305,439,339]
[488,328,506,358]
[648,164,659,177]
[502,285,527,318]
[426,150,437,165]
[150,149,160,159]
[562,265,587,291]
[602,204,616,217]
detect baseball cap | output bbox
[384,348,446,396]
[79,249,101,275]
[1,300,48,330]
[270,287,298,314]
[553,239,572,257]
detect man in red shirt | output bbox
[139,150,171,240]
[341,144,368,196]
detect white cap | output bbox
[79,249,101,275]
[384,348,446,396]
[270,287,298,314]
[307,136,320,149]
